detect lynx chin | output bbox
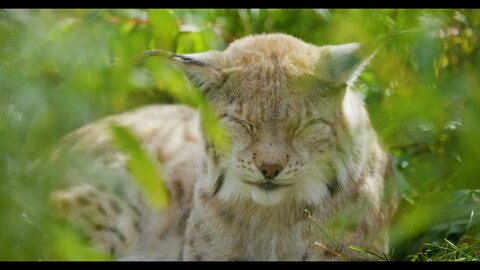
[51,33,397,261]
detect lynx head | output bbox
[173,33,371,206]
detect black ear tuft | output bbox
[171,51,226,92]
[172,54,209,67]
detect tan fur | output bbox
[51,105,203,259]
[51,34,397,261]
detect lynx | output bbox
[51,33,397,261]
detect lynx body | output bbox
[52,34,397,261]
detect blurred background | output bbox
[0,9,479,261]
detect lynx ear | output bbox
[316,43,373,88]
[171,50,226,91]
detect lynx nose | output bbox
[259,163,284,179]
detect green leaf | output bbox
[198,101,231,154]
[148,9,179,51]
[109,124,170,211]
[51,225,110,261]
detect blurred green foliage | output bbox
[0,9,479,261]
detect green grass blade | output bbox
[444,239,474,261]
[348,245,387,260]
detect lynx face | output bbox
[215,93,339,206]
[173,34,370,206]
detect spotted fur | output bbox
[50,33,397,261]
